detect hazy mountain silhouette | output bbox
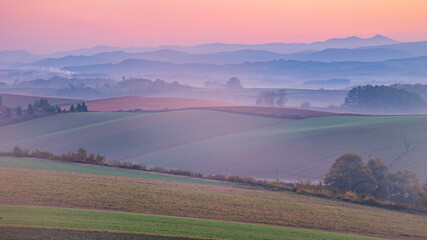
[38,34,399,58]
[299,48,412,62]
[91,49,288,64]
[150,34,398,54]
[30,44,420,68]
[359,41,427,56]
[0,50,42,64]
[48,46,124,58]
[64,56,427,84]
[23,35,415,67]
[29,55,111,68]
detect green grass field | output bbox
[0,110,426,182]
[0,205,384,240]
[0,157,228,186]
[1,166,426,239]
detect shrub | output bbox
[344,191,358,200]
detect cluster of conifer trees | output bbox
[3,99,89,119]
[344,85,426,113]
[68,102,88,112]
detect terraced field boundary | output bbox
[0,157,231,186]
[0,205,385,240]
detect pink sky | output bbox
[1,0,426,54]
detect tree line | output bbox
[344,85,426,113]
[256,89,288,106]
[10,146,106,165]
[324,153,425,205]
[3,146,426,212]
[1,98,88,121]
[68,102,88,112]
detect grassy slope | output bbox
[0,111,426,182]
[86,96,236,111]
[0,157,228,186]
[0,227,197,240]
[0,93,80,108]
[137,114,427,182]
[0,166,425,239]
[0,205,383,240]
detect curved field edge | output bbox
[0,157,231,186]
[1,166,425,239]
[0,226,199,240]
[0,204,385,240]
[85,96,237,111]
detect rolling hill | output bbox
[28,55,111,68]
[0,110,426,182]
[299,47,412,62]
[0,93,81,108]
[0,50,42,64]
[85,96,236,111]
[360,41,427,57]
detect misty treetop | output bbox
[256,89,287,106]
[344,85,426,113]
[391,83,427,102]
[0,98,89,124]
[225,77,244,89]
[69,102,88,112]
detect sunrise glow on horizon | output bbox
[1,0,426,54]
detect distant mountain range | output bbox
[1,34,427,86]
[0,34,401,64]
[0,50,42,64]
[22,41,427,69]
[63,56,427,85]
[152,34,399,54]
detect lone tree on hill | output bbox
[256,89,288,107]
[27,104,34,115]
[388,170,423,204]
[6,107,11,118]
[226,77,244,89]
[324,153,374,194]
[69,104,75,112]
[367,158,391,199]
[275,89,288,106]
[17,105,23,116]
[81,102,88,112]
